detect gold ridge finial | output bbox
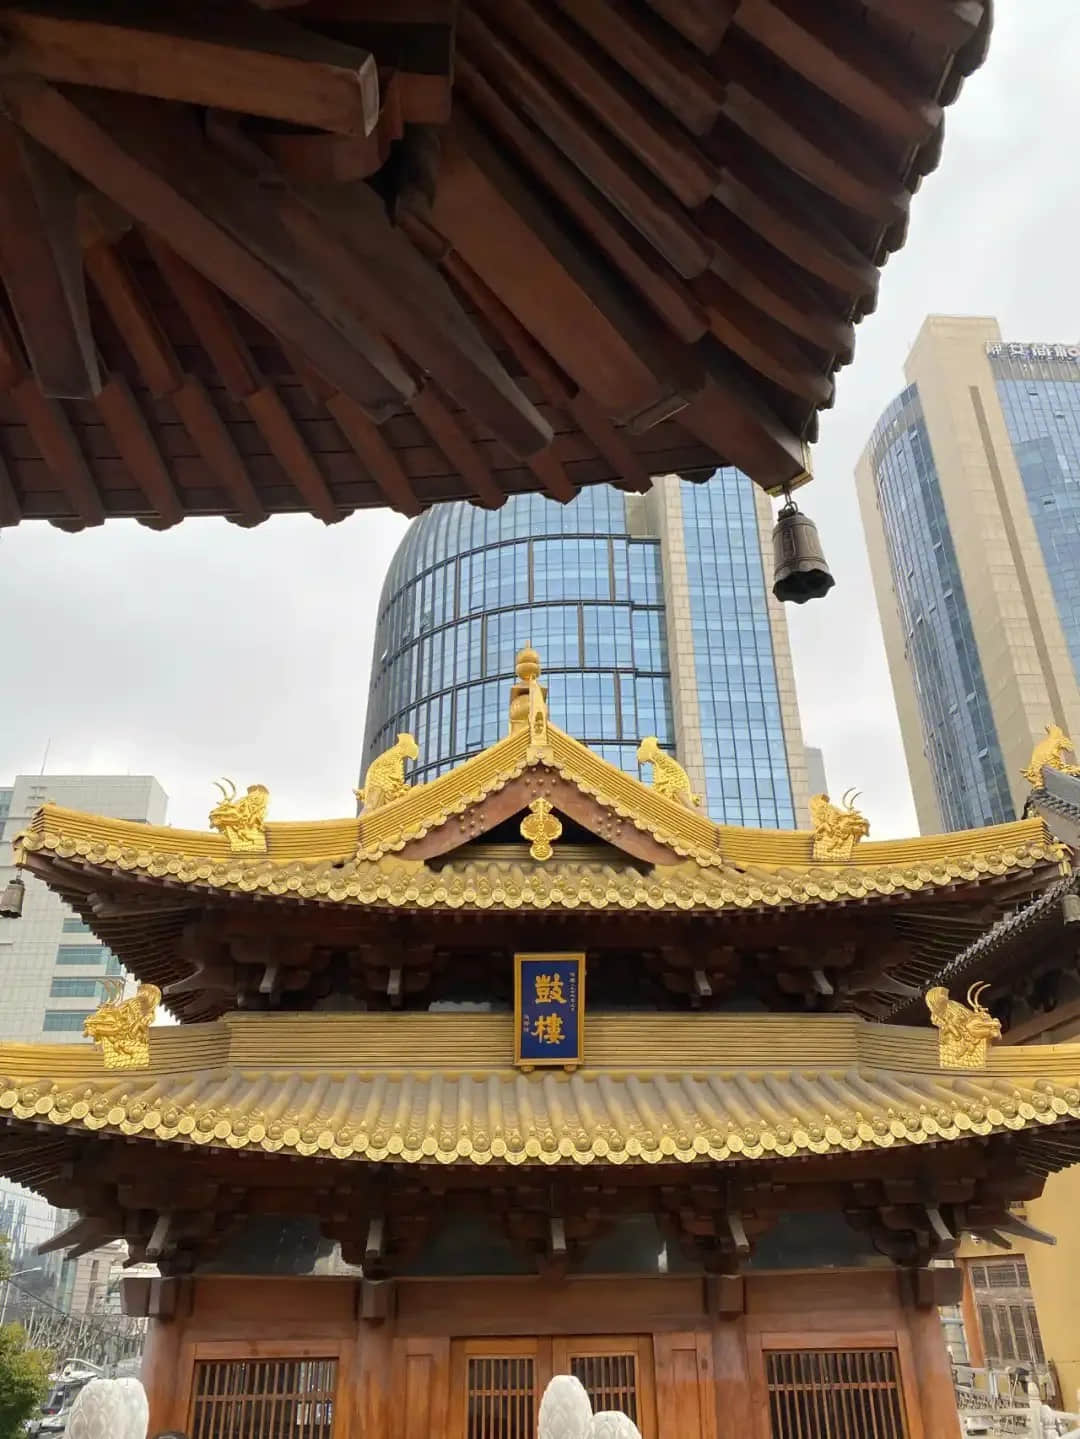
[510,646,546,738]
[926,983,1002,1069]
[84,980,160,1070]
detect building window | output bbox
[43,1010,94,1032]
[970,1258,1046,1368]
[189,1357,337,1439]
[55,945,107,966]
[764,1348,908,1438]
[49,978,103,999]
[61,917,92,934]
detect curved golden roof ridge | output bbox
[2,1012,1079,1168]
[17,831,1064,913]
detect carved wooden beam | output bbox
[0,2,380,136]
[0,121,100,399]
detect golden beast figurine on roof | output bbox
[356,733,419,813]
[84,980,161,1070]
[809,790,870,861]
[926,983,1002,1069]
[209,778,269,852]
[1022,723,1080,788]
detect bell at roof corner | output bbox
[771,497,835,605]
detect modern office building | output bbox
[364,473,810,829]
[0,774,168,1042]
[856,316,1080,833]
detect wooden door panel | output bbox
[392,1337,451,1439]
[653,1333,716,1439]
[552,1336,657,1439]
[450,1337,551,1439]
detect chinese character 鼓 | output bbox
[531,1013,565,1045]
[534,973,566,1004]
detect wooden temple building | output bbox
[3,655,1080,1438]
[0,0,991,528]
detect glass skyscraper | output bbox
[857,317,1080,834]
[364,473,810,829]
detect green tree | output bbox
[0,1234,51,1439]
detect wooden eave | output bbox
[0,0,991,531]
[3,1010,1079,1173]
[15,718,1066,1021]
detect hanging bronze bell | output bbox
[0,874,25,918]
[772,499,835,604]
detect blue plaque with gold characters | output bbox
[514,952,585,1069]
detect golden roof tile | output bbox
[1,1013,1078,1168]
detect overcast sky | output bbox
[0,3,1076,838]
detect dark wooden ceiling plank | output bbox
[736,0,941,145]
[0,80,414,418]
[678,362,808,493]
[84,241,181,398]
[695,209,854,356]
[12,378,105,525]
[436,242,651,495]
[641,0,737,54]
[409,381,506,510]
[692,274,832,404]
[858,0,984,52]
[95,372,184,528]
[550,0,725,135]
[0,446,21,526]
[713,36,911,225]
[524,444,577,503]
[0,2,379,137]
[170,376,267,528]
[705,162,878,299]
[84,237,265,524]
[279,177,552,459]
[325,392,423,518]
[472,0,719,208]
[147,241,339,524]
[458,9,711,280]
[0,120,101,400]
[433,118,694,429]
[456,56,707,346]
[246,384,341,525]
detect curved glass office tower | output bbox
[364,474,809,829]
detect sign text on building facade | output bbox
[514,952,585,1069]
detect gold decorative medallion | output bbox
[521,797,562,861]
[809,789,870,861]
[83,981,161,1069]
[1023,723,1080,787]
[926,983,1002,1069]
[636,737,700,809]
[355,733,419,813]
[209,778,269,852]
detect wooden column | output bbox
[711,1321,754,1438]
[907,1302,963,1439]
[140,1316,184,1436]
[355,1319,394,1439]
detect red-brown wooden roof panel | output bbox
[0,0,990,531]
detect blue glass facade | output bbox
[681,483,795,826]
[364,487,671,784]
[364,475,797,826]
[991,352,1080,685]
[867,386,1013,829]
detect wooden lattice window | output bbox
[765,1349,909,1439]
[189,1356,337,1439]
[570,1352,639,1425]
[970,1257,1046,1367]
[466,1355,536,1439]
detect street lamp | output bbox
[0,1266,44,1325]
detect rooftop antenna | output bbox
[39,737,51,776]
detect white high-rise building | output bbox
[0,775,167,1042]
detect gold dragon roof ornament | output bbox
[208,779,269,852]
[1023,723,1080,788]
[636,737,700,809]
[809,790,870,862]
[83,980,161,1070]
[926,983,1002,1069]
[355,733,419,814]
